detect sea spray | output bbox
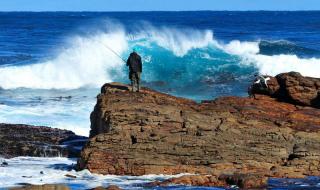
[0,22,320,90]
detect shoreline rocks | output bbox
[0,123,88,158]
[148,174,268,189]
[77,74,320,188]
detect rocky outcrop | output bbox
[78,80,320,185]
[0,124,87,158]
[253,72,320,108]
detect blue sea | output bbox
[0,12,320,189]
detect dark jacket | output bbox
[126,52,142,73]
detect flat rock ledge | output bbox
[77,72,320,188]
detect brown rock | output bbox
[10,184,70,190]
[150,174,267,189]
[77,81,320,185]
[148,175,227,187]
[276,72,320,107]
[90,187,106,190]
[106,185,122,190]
[253,72,320,108]
[65,174,77,178]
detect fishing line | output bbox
[96,40,127,64]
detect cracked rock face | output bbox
[78,80,320,180]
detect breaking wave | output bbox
[0,21,320,90]
[258,40,320,57]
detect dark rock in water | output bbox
[40,171,44,175]
[22,176,32,178]
[218,173,268,189]
[77,81,320,189]
[0,124,88,158]
[10,184,70,190]
[91,186,122,190]
[252,72,320,108]
[50,96,73,101]
[65,174,77,178]
[1,161,8,166]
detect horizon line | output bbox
[0,10,320,13]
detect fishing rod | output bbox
[96,40,127,64]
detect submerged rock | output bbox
[1,161,8,167]
[0,124,88,158]
[77,79,320,188]
[65,174,77,178]
[91,185,122,190]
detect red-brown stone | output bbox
[77,74,320,188]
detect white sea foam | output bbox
[0,29,128,89]
[220,40,320,77]
[0,22,319,90]
[0,89,96,136]
[1,22,320,136]
[139,27,215,57]
[0,157,188,189]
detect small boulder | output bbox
[1,161,8,167]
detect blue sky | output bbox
[0,0,320,11]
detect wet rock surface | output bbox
[0,124,88,158]
[78,77,320,188]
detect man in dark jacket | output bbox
[126,50,142,92]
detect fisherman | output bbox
[126,49,142,92]
[248,74,271,98]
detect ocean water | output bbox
[0,12,320,189]
[1,11,320,136]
